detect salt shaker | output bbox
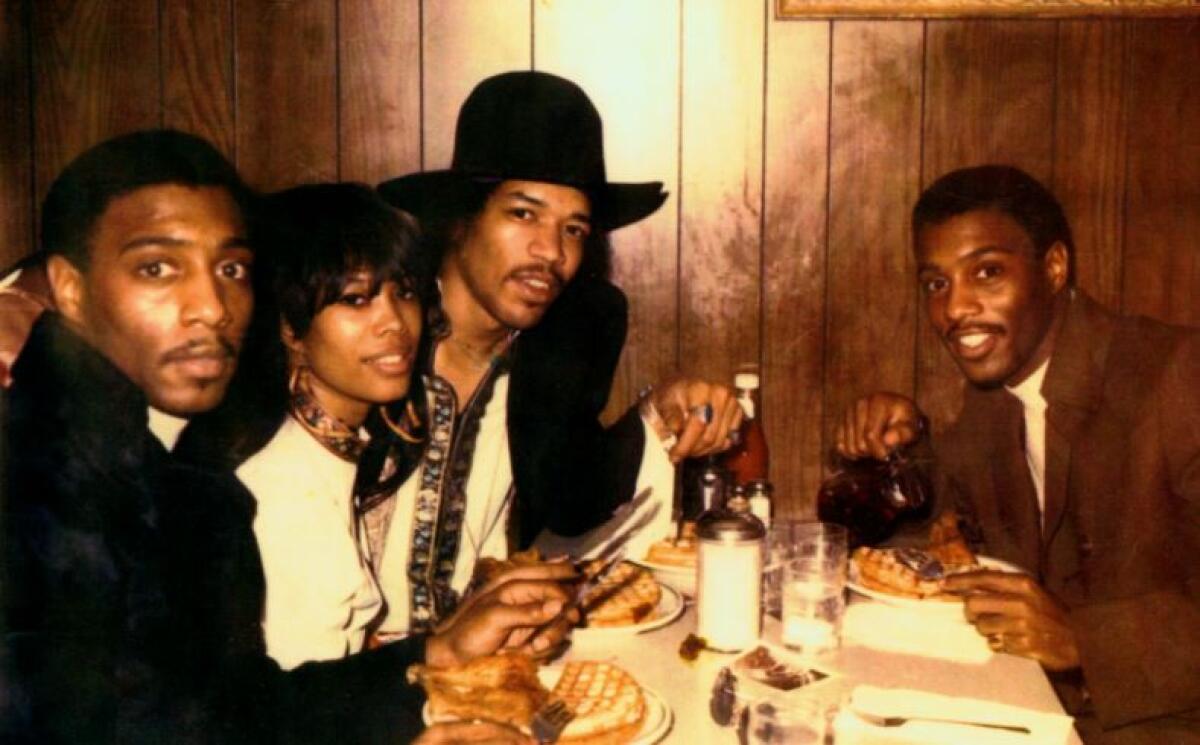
[696,506,766,652]
[746,479,773,530]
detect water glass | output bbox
[764,521,846,620]
[779,523,847,657]
[762,522,796,618]
[788,522,848,565]
[744,698,830,744]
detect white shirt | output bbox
[372,373,676,636]
[147,407,188,451]
[374,374,514,636]
[1006,357,1050,526]
[237,417,382,669]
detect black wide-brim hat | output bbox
[378,71,667,231]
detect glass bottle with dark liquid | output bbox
[721,369,768,487]
[816,449,932,548]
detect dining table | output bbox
[562,589,1084,744]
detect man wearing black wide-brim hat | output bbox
[370,70,742,635]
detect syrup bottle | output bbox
[816,449,932,548]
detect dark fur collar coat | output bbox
[2,316,426,744]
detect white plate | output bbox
[627,683,673,744]
[629,558,696,597]
[847,555,1024,616]
[575,582,685,636]
[423,666,674,744]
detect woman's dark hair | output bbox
[419,180,613,280]
[912,165,1075,282]
[41,129,255,269]
[264,183,435,337]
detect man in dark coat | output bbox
[369,71,744,633]
[836,165,1200,743]
[1,129,572,745]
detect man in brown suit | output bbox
[836,165,1200,743]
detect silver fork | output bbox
[854,709,1031,734]
[530,698,575,743]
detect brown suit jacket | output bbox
[934,291,1200,744]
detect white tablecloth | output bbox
[562,596,1082,743]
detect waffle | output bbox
[407,653,549,729]
[552,661,646,744]
[852,546,946,599]
[583,561,662,627]
[644,535,697,568]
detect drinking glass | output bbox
[789,522,848,565]
[744,698,830,744]
[779,523,847,657]
[764,521,846,620]
[762,520,800,618]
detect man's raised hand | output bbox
[649,376,742,464]
[834,392,925,461]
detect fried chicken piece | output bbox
[407,653,549,729]
[926,510,979,568]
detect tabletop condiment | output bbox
[745,479,773,530]
[679,632,708,661]
[709,666,739,727]
[696,506,765,652]
[816,449,932,548]
[681,456,730,521]
[720,367,769,487]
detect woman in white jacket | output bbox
[182,183,431,669]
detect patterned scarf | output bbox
[287,367,368,463]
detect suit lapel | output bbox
[1042,404,1085,551]
[990,393,1043,573]
[1039,292,1112,553]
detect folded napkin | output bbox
[842,601,993,663]
[834,685,1077,745]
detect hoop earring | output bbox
[381,400,424,444]
[288,364,306,396]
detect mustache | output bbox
[507,263,566,289]
[160,337,238,364]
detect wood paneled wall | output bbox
[3,1,1197,517]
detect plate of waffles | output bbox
[629,558,696,598]
[539,662,672,745]
[846,512,1025,616]
[415,655,672,744]
[848,548,1024,617]
[576,561,685,635]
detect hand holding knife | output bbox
[528,493,661,649]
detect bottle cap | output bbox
[746,479,773,497]
[734,372,760,390]
[726,493,750,513]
